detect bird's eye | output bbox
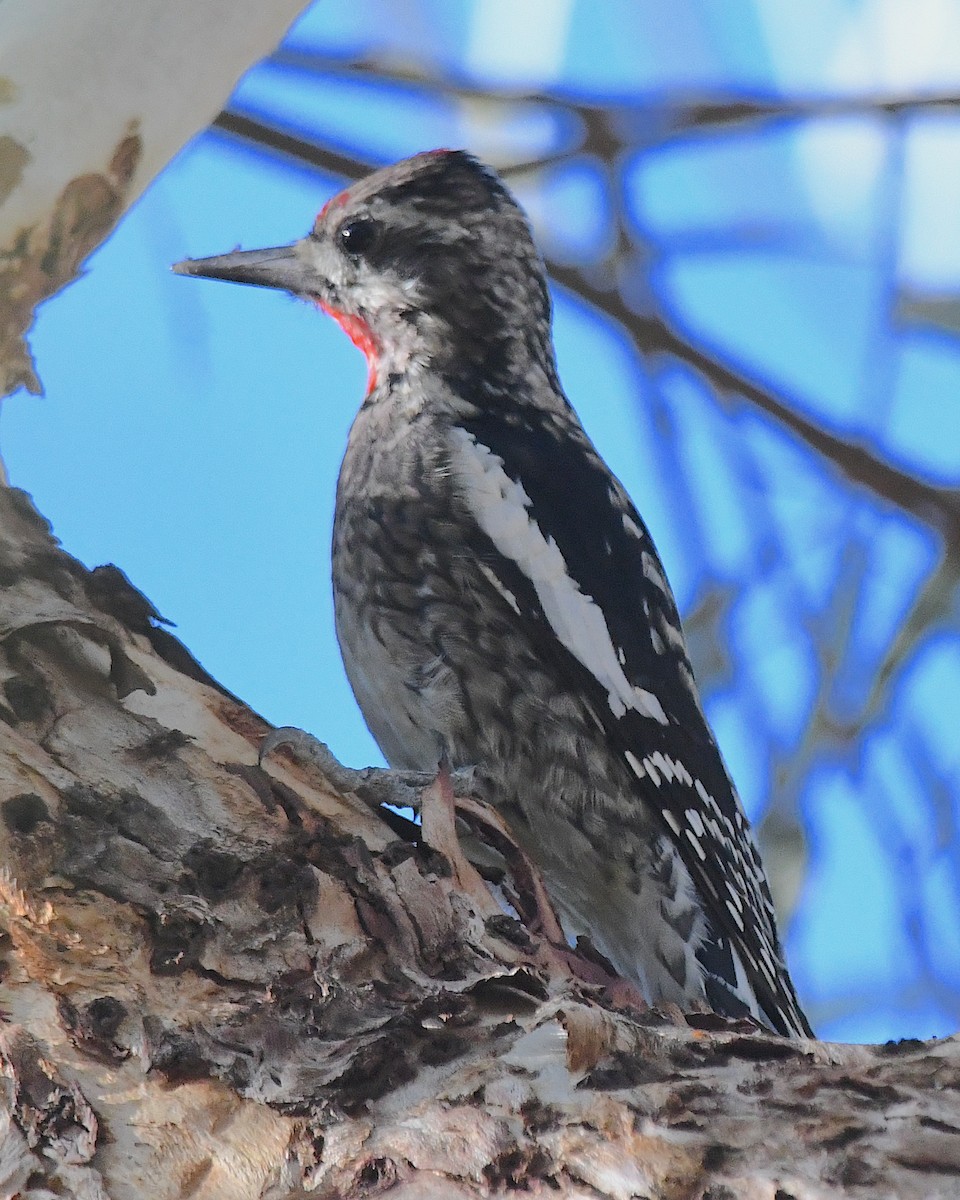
[337,216,380,258]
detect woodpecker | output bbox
[174,149,812,1037]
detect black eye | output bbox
[337,216,380,258]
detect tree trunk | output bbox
[2,484,960,1199]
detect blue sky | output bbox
[6,0,960,1042]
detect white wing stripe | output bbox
[452,429,669,725]
[477,561,521,614]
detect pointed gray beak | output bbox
[172,244,306,293]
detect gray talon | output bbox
[260,728,477,814]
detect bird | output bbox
[173,149,812,1038]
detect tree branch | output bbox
[3,472,960,1197]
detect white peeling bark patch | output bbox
[450,428,668,725]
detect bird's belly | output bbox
[334,592,466,770]
[332,539,538,772]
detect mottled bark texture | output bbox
[1,483,959,1200]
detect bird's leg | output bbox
[259,726,477,812]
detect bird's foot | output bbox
[259,726,477,812]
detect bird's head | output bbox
[173,149,555,391]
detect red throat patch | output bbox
[317,299,379,394]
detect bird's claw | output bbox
[259,726,477,811]
[259,727,357,788]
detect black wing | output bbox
[457,405,811,1037]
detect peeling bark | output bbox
[2,486,960,1199]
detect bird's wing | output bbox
[449,406,811,1037]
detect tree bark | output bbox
[2,484,960,1199]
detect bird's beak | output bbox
[172,244,306,293]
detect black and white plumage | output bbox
[174,150,812,1038]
